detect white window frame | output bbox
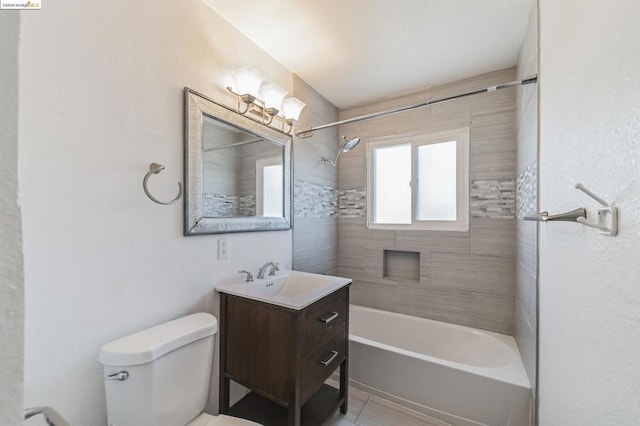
[366,127,469,232]
[255,155,283,216]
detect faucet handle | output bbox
[238,270,254,282]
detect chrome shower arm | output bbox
[321,136,360,166]
[320,156,338,167]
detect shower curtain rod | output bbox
[202,137,264,152]
[295,75,538,137]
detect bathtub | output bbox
[348,305,532,426]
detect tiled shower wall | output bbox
[292,75,340,275]
[337,68,518,335]
[515,5,538,392]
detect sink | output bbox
[247,273,330,298]
[215,270,351,310]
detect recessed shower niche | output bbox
[383,250,420,283]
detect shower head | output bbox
[341,136,361,153]
[321,136,361,167]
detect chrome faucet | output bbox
[257,261,279,279]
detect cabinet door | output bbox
[225,295,296,405]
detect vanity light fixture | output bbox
[260,83,288,116]
[227,66,305,135]
[281,97,306,131]
[231,66,265,112]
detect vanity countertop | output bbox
[215,269,351,310]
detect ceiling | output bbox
[202,0,534,109]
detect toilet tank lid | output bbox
[99,313,218,367]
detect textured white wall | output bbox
[19,1,293,424]
[0,11,24,426]
[538,1,640,424]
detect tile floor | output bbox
[324,380,450,426]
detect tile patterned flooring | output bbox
[324,380,450,426]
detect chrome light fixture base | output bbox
[226,85,301,136]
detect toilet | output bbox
[99,313,259,426]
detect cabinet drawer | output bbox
[303,287,347,349]
[301,329,346,403]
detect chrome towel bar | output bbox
[24,406,70,426]
[524,208,586,222]
[524,183,618,236]
[142,163,183,205]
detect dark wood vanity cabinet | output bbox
[219,285,350,426]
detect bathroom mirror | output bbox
[184,88,292,235]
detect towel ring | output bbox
[143,163,183,205]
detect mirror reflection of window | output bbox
[256,156,283,217]
[200,114,284,219]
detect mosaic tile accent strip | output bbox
[470,179,516,219]
[517,162,537,219]
[294,180,338,217]
[203,193,255,217]
[339,187,367,217]
[238,195,256,217]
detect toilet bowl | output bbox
[99,313,259,426]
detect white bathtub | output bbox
[348,305,532,426]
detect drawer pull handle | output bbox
[320,350,338,366]
[320,312,339,324]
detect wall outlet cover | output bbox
[218,238,229,260]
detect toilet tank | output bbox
[99,313,218,426]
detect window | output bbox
[366,128,469,231]
[256,156,283,217]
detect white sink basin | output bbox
[215,270,351,310]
